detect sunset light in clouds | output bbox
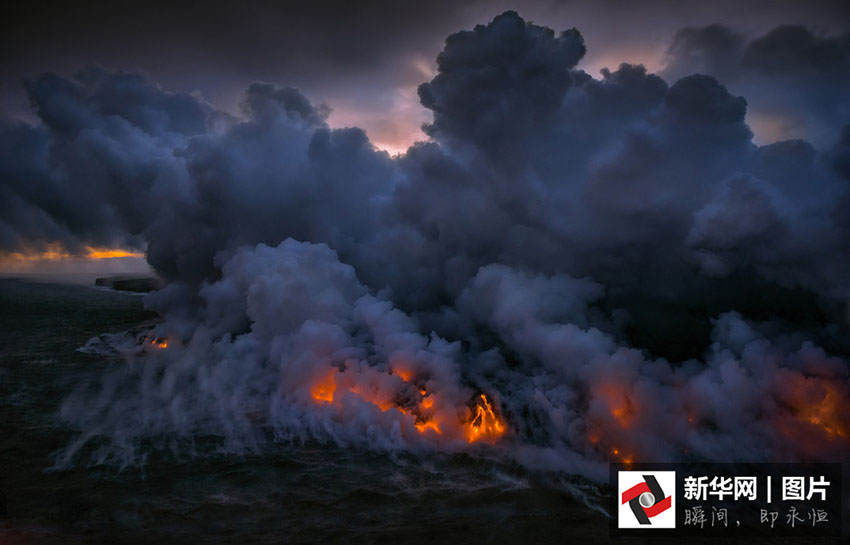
[0,243,147,274]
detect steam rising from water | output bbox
[57,239,849,478]
[2,12,848,477]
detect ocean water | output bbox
[0,279,620,544]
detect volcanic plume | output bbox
[2,11,848,480]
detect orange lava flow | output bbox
[586,383,641,464]
[415,420,442,434]
[610,447,634,467]
[307,366,506,443]
[310,371,337,404]
[791,379,848,439]
[594,383,636,429]
[390,361,413,382]
[147,338,168,349]
[464,394,506,443]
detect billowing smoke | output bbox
[2,11,849,479]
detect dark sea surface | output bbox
[0,279,619,544]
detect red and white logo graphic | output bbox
[618,471,676,528]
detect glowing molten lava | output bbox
[595,383,636,428]
[311,371,337,403]
[611,447,634,468]
[146,337,168,349]
[585,382,642,463]
[415,420,441,434]
[789,378,849,439]
[307,365,506,444]
[464,394,506,443]
[390,361,414,382]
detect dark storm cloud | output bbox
[375,14,849,359]
[1,10,848,475]
[418,12,585,148]
[145,79,397,285]
[0,68,208,253]
[3,0,848,150]
[0,0,468,149]
[663,23,850,146]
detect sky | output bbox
[2,0,849,153]
[2,1,850,472]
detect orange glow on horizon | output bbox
[86,247,144,259]
[0,242,144,264]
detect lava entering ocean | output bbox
[19,10,847,479]
[307,362,505,444]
